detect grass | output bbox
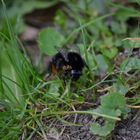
[1,0,140,139]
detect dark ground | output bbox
[33,110,140,140]
[113,110,140,140]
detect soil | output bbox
[113,110,140,140]
[42,110,140,140]
[46,114,99,140]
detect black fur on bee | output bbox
[47,51,86,80]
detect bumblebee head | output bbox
[52,52,67,70]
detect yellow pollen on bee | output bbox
[63,65,72,70]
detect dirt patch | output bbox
[46,114,99,140]
[42,110,140,140]
[113,110,140,140]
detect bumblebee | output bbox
[47,51,86,80]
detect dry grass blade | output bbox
[127,105,140,109]
[123,37,140,42]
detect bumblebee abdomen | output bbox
[67,52,85,71]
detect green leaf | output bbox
[47,81,61,97]
[38,28,64,56]
[90,92,127,137]
[0,46,22,107]
[94,106,122,118]
[55,10,67,27]
[113,82,129,95]
[95,54,108,71]
[87,53,96,70]
[110,2,140,21]
[101,92,126,110]
[124,41,140,49]
[121,57,140,72]
[100,38,118,59]
[90,120,115,137]
[101,47,118,59]
[1,1,57,18]
[110,21,126,34]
